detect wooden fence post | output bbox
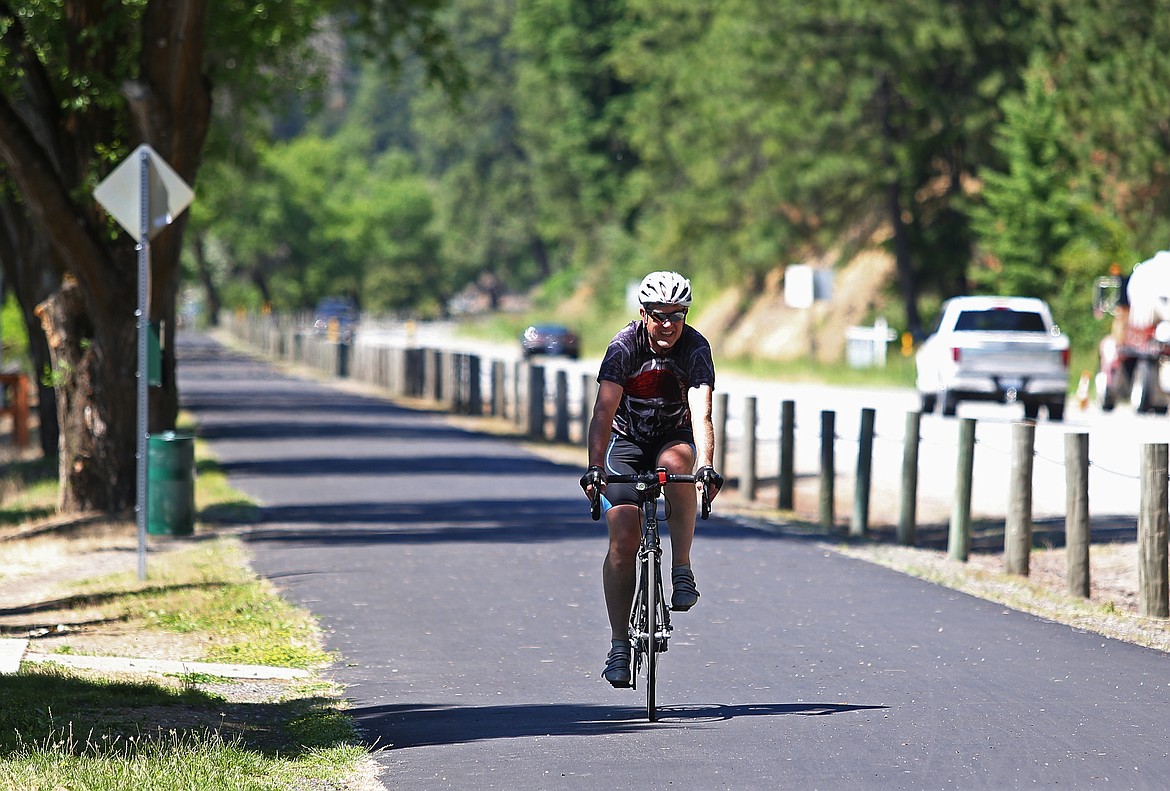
[1065,431,1090,599]
[948,418,976,562]
[851,407,875,537]
[406,348,423,397]
[1004,421,1035,576]
[820,410,835,531]
[714,392,729,475]
[467,355,482,416]
[778,400,795,510]
[554,369,571,443]
[514,361,525,428]
[1139,443,1169,619]
[527,365,546,439]
[492,360,506,417]
[898,411,920,546]
[581,373,596,446]
[451,353,465,413]
[428,349,443,402]
[742,396,757,501]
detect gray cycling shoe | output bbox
[671,566,700,611]
[603,642,632,688]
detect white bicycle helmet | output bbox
[637,271,693,307]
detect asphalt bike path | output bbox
[178,333,1170,789]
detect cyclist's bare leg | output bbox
[659,442,698,568]
[603,504,642,640]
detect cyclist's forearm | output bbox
[588,381,623,468]
[689,386,716,469]
[695,418,715,469]
[587,415,609,468]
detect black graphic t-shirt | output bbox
[597,321,716,444]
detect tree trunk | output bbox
[24,308,59,458]
[35,277,137,513]
[877,69,922,337]
[0,200,62,458]
[887,182,921,337]
[192,232,222,327]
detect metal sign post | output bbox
[94,145,193,581]
[135,149,150,580]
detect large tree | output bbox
[0,0,455,513]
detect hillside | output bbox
[701,248,898,364]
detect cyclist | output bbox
[580,270,724,688]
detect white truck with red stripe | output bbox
[915,296,1070,421]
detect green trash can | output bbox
[147,431,195,536]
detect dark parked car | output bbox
[312,297,359,343]
[521,324,580,359]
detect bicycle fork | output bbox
[632,502,672,652]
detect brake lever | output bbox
[590,491,601,521]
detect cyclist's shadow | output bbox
[351,701,888,748]
[652,702,888,723]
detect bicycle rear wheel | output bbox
[645,554,658,721]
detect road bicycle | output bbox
[591,467,711,721]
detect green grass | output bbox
[0,435,367,789]
[0,456,58,526]
[718,349,918,388]
[63,537,331,670]
[195,439,262,525]
[0,669,366,791]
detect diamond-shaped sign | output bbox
[94,144,194,240]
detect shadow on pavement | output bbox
[214,452,560,478]
[240,499,770,547]
[351,700,888,748]
[858,514,1139,554]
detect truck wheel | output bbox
[1134,361,1155,414]
[941,390,958,417]
[1023,401,1040,420]
[1100,380,1116,412]
[1047,400,1065,422]
[920,393,937,413]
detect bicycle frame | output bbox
[628,478,671,720]
[590,467,710,721]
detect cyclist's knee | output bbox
[606,506,640,554]
[657,442,695,472]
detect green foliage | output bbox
[190,0,1170,359]
[970,63,1079,297]
[970,57,1136,354]
[0,292,28,370]
[1040,0,1170,254]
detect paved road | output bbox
[179,333,1170,789]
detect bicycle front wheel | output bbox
[645,554,658,721]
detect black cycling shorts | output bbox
[601,429,696,509]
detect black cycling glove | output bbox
[695,466,724,496]
[580,465,607,493]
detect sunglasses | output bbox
[647,308,688,324]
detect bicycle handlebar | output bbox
[589,468,712,522]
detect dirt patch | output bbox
[707,248,897,362]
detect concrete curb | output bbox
[0,638,308,680]
[0,638,28,674]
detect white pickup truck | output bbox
[915,296,1070,421]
